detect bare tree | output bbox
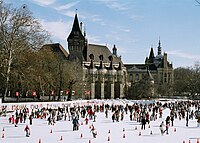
[0,2,50,101]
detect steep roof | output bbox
[86,44,123,65]
[67,14,85,41]
[124,63,158,71]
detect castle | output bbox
[43,13,174,99]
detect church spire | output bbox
[67,12,85,41]
[158,38,162,55]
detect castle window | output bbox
[168,73,171,83]
[136,74,139,81]
[73,31,79,38]
[130,74,133,82]
[142,74,145,79]
[164,73,167,82]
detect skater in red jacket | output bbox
[24,125,30,137]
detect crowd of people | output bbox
[1,99,200,138]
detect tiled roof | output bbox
[86,44,123,65]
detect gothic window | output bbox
[73,31,79,38]
[89,54,94,60]
[99,55,103,61]
[142,74,145,79]
[164,73,167,82]
[135,74,139,81]
[129,74,133,82]
[168,73,171,83]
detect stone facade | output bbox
[125,40,174,97]
[43,13,174,99]
[67,14,127,99]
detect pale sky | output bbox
[6,0,200,68]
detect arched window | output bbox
[164,73,167,82]
[136,74,139,81]
[130,74,133,82]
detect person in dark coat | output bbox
[29,115,33,125]
[72,117,79,131]
[141,114,146,130]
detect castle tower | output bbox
[67,13,87,62]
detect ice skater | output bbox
[24,125,30,137]
[90,125,97,138]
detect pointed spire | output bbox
[158,38,162,55]
[149,46,155,58]
[67,11,85,41]
[72,13,80,31]
[148,47,155,63]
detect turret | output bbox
[158,39,162,55]
[112,44,117,55]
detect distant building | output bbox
[124,40,174,97]
[43,13,174,99]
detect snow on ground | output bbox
[0,99,199,143]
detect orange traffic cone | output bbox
[2,133,4,138]
[60,136,63,141]
[38,139,41,143]
[108,136,110,141]
[174,128,176,132]
[108,129,110,133]
[123,133,125,138]
[50,129,52,133]
[80,133,83,138]
[139,132,141,136]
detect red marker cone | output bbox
[89,139,91,143]
[81,122,83,125]
[123,128,125,132]
[2,133,4,138]
[139,132,141,136]
[80,133,83,138]
[60,136,63,141]
[108,129,110,133]
[183,141,185,143]
[174,128,176,132]
[50,129,52,133]
[123,133,125,138]
[150,131,153,135]
[38,139,41,143]
[148,125,150,128]
[2,128,4,131]
[108,136,110,141]
[189,140,191,143]
[135,126,137,130]
[197,139,199,143]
